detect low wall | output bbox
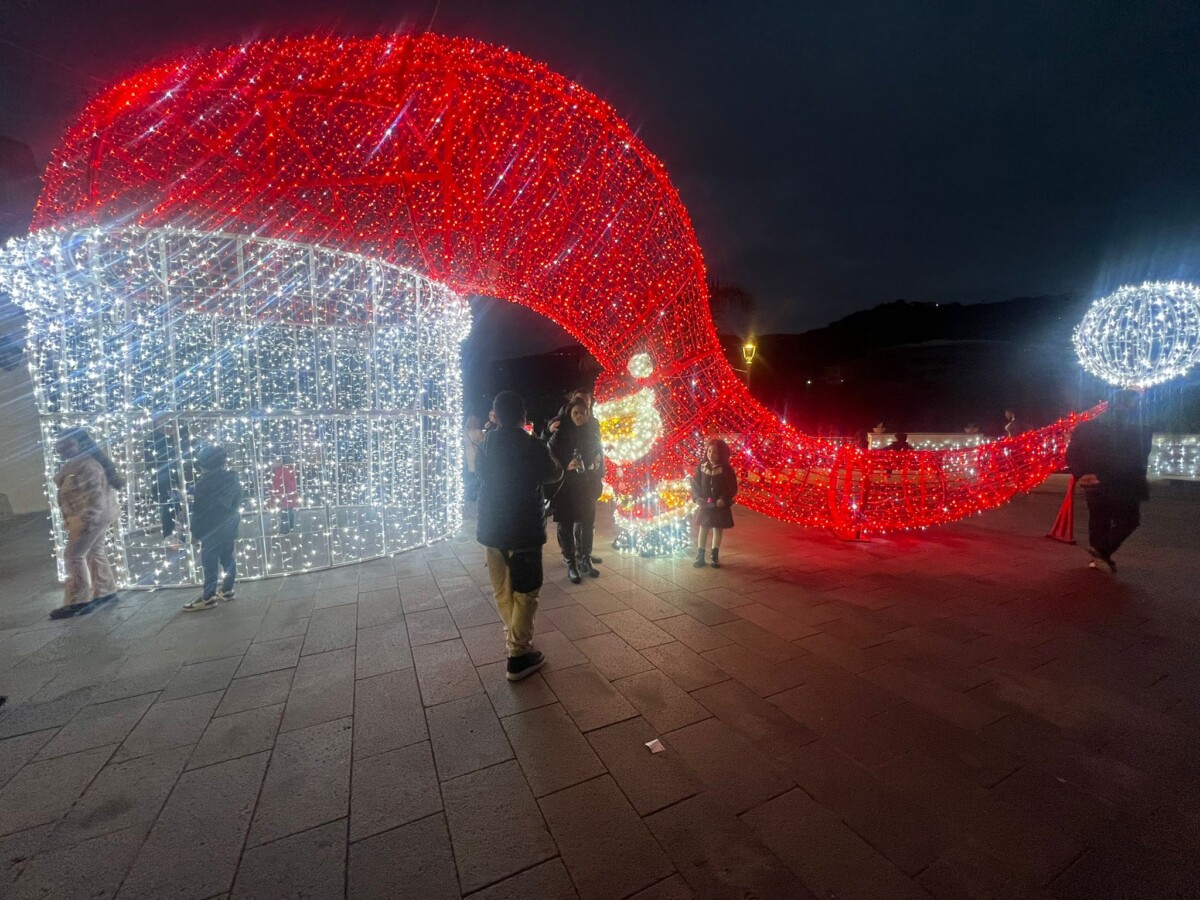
[868,432,1200,481]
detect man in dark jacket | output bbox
[1065,390,1152,573]
[183,446,242,611]
[477,391,563,680]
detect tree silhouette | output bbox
[706,276,756,335]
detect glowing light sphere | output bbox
[1073,281,1200,389]
[14,33,1096,546]
[0,225,470,586]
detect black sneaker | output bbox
[506,651,546,682]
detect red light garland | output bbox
[32,33,1097,537]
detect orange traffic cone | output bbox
[1046,475,1076,544]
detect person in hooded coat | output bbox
[51,427,124,619]
[548,397,605,583]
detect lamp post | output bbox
[742,341,756,390]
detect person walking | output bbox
[183,446,242,610]
[691,438,738,568]
[548,397,605,583]
[1065,390,1152,573]
[476,391,563,680]
[51,428,124,619]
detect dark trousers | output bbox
[278,509,296,533]
[1085,491,1141,559]
[201,538,236,598]
[557,514,595,562]
[155,477,177,537]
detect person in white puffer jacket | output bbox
[51,428,124,619]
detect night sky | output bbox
[3,0,1200,342]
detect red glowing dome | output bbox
[34,33,1092,534]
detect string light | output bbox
[1149,434,1200,480]
[867,434,990,451]
[0,225,470,587]
[610,478,696,556]
[594,354,664,465]
[20,33,1096,543]
[1073,281,1200,389]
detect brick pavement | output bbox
[1,487,1198,899]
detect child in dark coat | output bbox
[183,446,242,611]
[691,439,737,568]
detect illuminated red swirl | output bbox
[34,33,1092,535]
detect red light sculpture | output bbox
[32,34,1094,536]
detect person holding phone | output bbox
[548,397,605,583]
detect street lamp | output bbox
[741,341,757,391]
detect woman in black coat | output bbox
[548,398,605,583]
[691,438,738,568]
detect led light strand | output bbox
[1074,281,1200,389]
[24,33,1094,539]
[0,225,470,586]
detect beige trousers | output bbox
[484,547,540,658]
[62,517,118,606]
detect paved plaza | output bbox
[1,484,1198,899]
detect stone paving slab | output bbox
[1,490,1199,897]
[648,792,813,899]
[539,775,674,900]
[349,740,442,841]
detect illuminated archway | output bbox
[27,33,1091,540]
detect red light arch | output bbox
[33,33,1089,535]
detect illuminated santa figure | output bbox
[594,354,697,555]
